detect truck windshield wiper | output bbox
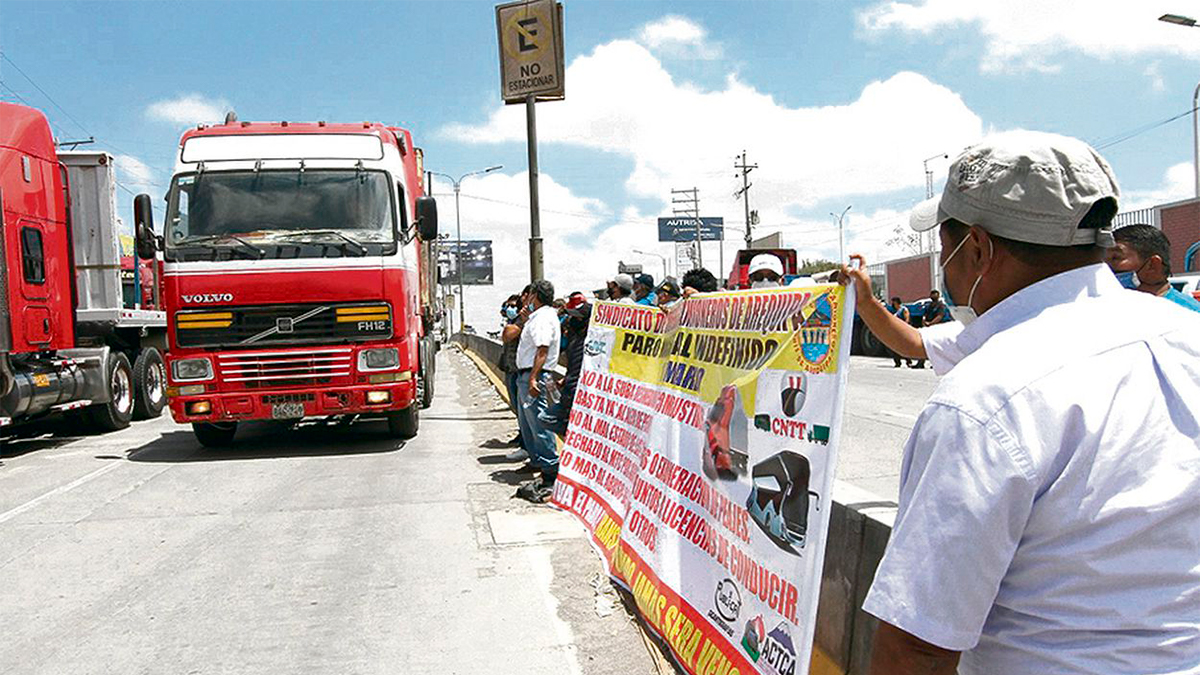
[274,230,368,256]
[174,234,267,260]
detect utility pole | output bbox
[525,95,545,282]
[671,187,702,269]
[831,206,851,264]
[734,151,758,249]
[429,165,503,334]
[922,153,948,255]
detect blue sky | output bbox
[4,1,1200,329]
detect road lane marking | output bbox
[0,462,123,525]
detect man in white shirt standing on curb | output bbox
[513,279,561,503]
[857,131,1200,674]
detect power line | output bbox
[1092,105,1200,151]
[0,51,91,138]
[432,192,604,219]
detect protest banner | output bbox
[552,283,855,675]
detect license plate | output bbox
[271,402,305,419]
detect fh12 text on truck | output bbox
[133,113,440,446]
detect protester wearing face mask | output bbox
[498,292,528,459]
[1107,223,1200,313]
[859,131,1200,675]
[748,253,784,288]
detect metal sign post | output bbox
[497,0,564,283]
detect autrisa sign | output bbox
[495,0,565,102]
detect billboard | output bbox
[658,217,724,242]
[440,240,494,285]
[553,283,856,675]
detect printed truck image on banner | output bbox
[552,283,855,675]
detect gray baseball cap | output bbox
[612,273,634,291]
[910,130,1119,248]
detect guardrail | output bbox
[453,332,896,675]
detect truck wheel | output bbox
[859,328,886,358]
[387,403,419,439]
[193,422,237,447]
[86,352,135,432]
[132,348,166,420]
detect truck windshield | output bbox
[164,169,397,259]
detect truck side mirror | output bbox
[416,196,438,241]
[133,193,157,260]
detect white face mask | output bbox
[940,234,990,326]
[751,278,782,289]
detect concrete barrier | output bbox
[814,482,895,674]
[453,332,505,382]
[455,333,897,675]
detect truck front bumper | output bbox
[168,380,417,424]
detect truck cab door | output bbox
[16,220,52,345]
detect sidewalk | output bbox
[443,346,664,675]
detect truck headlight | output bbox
[358,348,399,371]
[172,358,214,382]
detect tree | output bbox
[796,258,840,275]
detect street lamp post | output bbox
[831,206,851,264]
[429,165,503,334]
[632,249,668,280]
[1158,13,1200,197]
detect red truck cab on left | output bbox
[0,102,169,430]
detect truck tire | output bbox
[387,403,419,439]
[132,348,166,420]
[85,351,135,432]
[859,327,886,358]
[193,422,237,447]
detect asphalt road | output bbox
[837,356,939,503]
[0,349,657,675]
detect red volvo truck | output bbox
[0,102,168,430]
[135,115,439,446]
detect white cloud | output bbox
[436,170,622,333]
[636,15,722,59]
[859,0,1200,73]
[113,154,157,194]
[1120,161,1193,212]
[146,93,232,125]
[441,26,998,328]
[443,38,982,224]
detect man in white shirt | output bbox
[513,279,562,502]
[859,131,1200,674]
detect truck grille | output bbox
[217,348,353,388]
[175,302,392,348]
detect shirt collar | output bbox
[955,263,1122,356]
